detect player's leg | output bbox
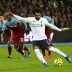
[13,36,26,59]
[41,48,46,59]
[5,29,12,59]
[14,43,25,55]
[14,43,26,59]
[46,39,53,59]
[48,46,72,63]
[41,39,72,63]
[48,32,54,58]
[48,50,53,59]
[33,40,48,66]
[7,41,12,59]
[19,37,27,59]
[23,45,31,58]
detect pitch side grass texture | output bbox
[0,44,72,72]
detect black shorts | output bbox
[32,39,50,49]
[46,39,53,46]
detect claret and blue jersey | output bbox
[2,17,21,32]
[43,16,54,24]
[0,22,3,29]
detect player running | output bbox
[0,14,13,59]
[1,13,31,59]
[42,16,54,59]
[9,8,72,66]
[0,15,4,43]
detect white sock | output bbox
[49,47,67,57]
[34,49,47,64]
[50,32,54,41]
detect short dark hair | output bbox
[33,8,43,15]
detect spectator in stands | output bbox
[0,0,71,28]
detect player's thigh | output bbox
[40,40,49,50]
[19,37,24,45]
[19,34,24,44]
[5,29,11,37]
[32,41,40,49]
[12,36,19,48]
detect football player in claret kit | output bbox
[4,29,13,59]
[0,15,4,43]
[0,14,13,59]
[1,13,31,59]
[42,16,54,59]
[9,8,72,66]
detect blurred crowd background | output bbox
[0,0,72,28]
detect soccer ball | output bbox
[54,58,63,66]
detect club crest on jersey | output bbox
[33,21,35,22]
[32,20,43,27]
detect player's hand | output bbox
[61,28,70,32]
[1,39,4,43]
[7,12,13,16]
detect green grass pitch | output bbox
[0,44,72,72]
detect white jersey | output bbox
[27,17,48,40]
[13,14,61,41]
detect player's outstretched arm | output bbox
[13,14,26,21]
[60,28,70,31]
[1,34,4,43]
[45,22,70,32]
[8,12,29,23]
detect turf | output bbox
[0,44,72,72]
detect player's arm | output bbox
[10,29,13,43]
[47,16,54,24]
[13,14,29,23]
[43,16,54,24]
[0,21,7,34]
[1,33,4,43]
[45,20,69,32]
[7,12,30,23]
[50,18,54,25]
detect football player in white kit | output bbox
[8,8,72,66]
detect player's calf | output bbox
[23,46,31,57]
[28,50,31,58]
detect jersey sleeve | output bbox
[43,16,54,24]
[45,19,61,32]
[50,18,54,24]
[13,14,30,23]
[2,21,7,32]
[13,18,21,24]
